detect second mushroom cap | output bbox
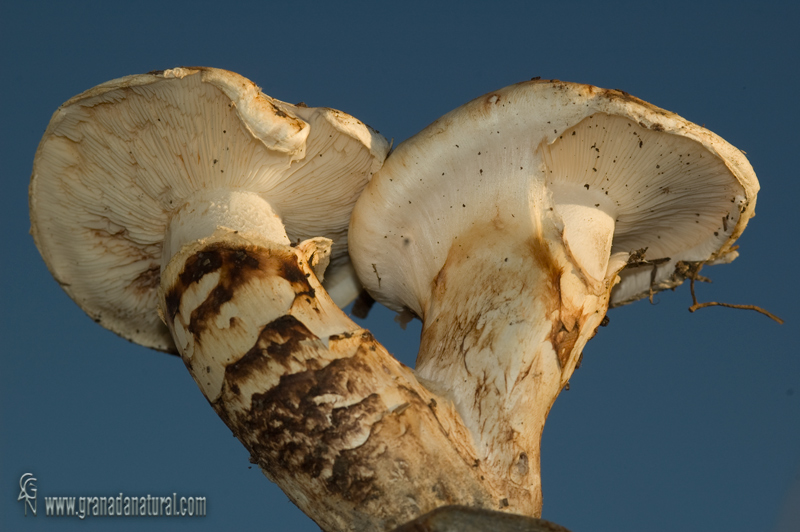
[349,79,759,317]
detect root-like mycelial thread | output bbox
[626,247,672,304]
[675,261,784,325]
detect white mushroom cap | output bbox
[30,67,389,353]
[349,79,759,317]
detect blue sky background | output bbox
[2,2,798,531]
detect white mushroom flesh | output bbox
[163,189,290,271]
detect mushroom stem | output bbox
[158,232,518,531]
[415,206,616,513]
[162,190,290,272]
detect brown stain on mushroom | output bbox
[164,243,314,340]
[221,321,387,493]
[641,120,665,132]
[526,230,591,373]
[515,452,530,476]
[215,329,494,517]
[225,315,322,388]
[130,264,161,294]
[550,324,579,369]
[423,247,495,388]
[270,102,288,118]
[422,217,582,387]
[523,233,581,370]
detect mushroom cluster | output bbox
[30,71,759,531]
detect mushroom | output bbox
[348,79,759,513]
[30,67,531,531]
[30,66,388,357]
